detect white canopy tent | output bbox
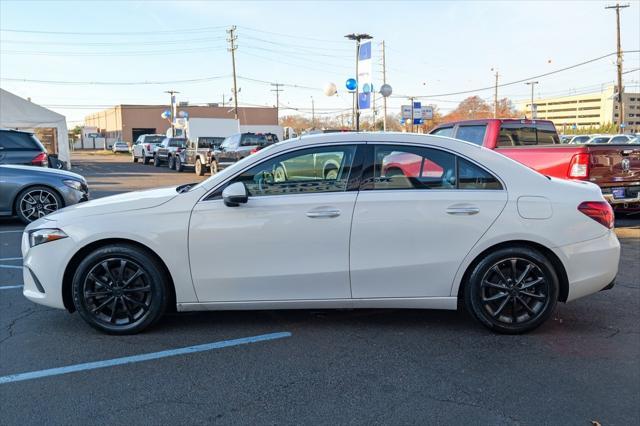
[0,88,71,168]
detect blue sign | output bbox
[359,41,371,61]
[358,92,371,109]
[346,78,357,92]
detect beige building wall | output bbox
[516,85,640,133]
[85,105,278,143]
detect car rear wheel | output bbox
[195,158,204,176]
[175,155,184,172]
[154,154,161,167]
[142,154,150,165]
[209,159,219,175]
[132,153,138,163]
[464,247,558,334]
[15,186,63,224]
[169,156,176,170]
[72,244,169,335]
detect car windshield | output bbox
[589,137,610,144]
[169,138,187,147]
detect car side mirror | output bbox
[222,182,248,207]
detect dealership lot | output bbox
[1,152,639,425]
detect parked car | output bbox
[214,132,279,169]
[111,141,129,153]
[0,128,48,167]
[628,136,639,144]
[176,136,225,176]
[560,135,574,144]
[586,135,612,144]
[0,165,88,224]
[154,137,187,169]
[22,133,619,335]
[607,134,633,144]
[429,119,640,210]
[568,135,594,144]
[131,134,165,165]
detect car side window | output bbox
[432,127,454,138]
[0,132,39,150]
[365,145,457,190]
[456,125,487,146]
[228,145,357,197]
[363,145,502,191]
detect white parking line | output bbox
[0,285,23,290]
[0,230,23,234]
[0,257,22,261]
[0,332,292,384]
[0,265,22,270]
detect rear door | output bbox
[350,143,508,298]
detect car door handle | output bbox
[446,207,480,215]
[306,209,341,218]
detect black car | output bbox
[214,132,279,169]
[0,129,48,167]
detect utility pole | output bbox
[227,25,239,120]
[345,33,373,132]
[164,90,179,136]
[409,96,415,133]
[270,82,284,123]
[525,81,538,119]
[311,96,315,129]
[605,2,630,131]
[382,40,387,132]
[492,69,499,118]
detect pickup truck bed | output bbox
[429,119,640,209]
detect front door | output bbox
[350,144,508,298]
[189,144,361,302]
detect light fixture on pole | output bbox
[344,33,373,132]
[525,81,539,119]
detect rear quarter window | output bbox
[431,127,454,138]
[0,131,41,150]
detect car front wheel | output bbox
[175,155,183,172]
[168,155,176,170]
[15,186,63,224]
[154,154,161,167]
[195,158,204,176]
[464,246,558,334]
[72,244,169,334]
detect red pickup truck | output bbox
[424,119,640,210]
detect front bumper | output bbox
[558,230,621,302]
[22,232,77,310]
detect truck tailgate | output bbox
[587,144,640,204]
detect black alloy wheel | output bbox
[72,245,168,334]
[465,247,558,334]
[15,186,63,224]
[175,155,183,172]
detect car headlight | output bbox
[63,179,84,191]
[29,229,68,247]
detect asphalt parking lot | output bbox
[1,152,639,425]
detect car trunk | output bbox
[587,145,640,202]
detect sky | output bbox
[1,0,639,126]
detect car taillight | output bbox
[578,201,614,229]
[568,153,589,179]
[31,152,48,167]
[146,145,151,152]
[250,147,259,154]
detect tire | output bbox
[15,185,63,224]
[175,155,184,172]
[132,154,138,163]
[195,158,205,176]
[464,246,559,334]
[71,244,169,335]
[168,155,176,170]
[154,154,161,167]
[142,154,150,165]
[209,159,219,175]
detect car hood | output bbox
[44,186,179,223]
[0,165,86,181]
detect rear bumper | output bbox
[557,230,620,302]
[602,193,640,206]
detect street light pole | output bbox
[345,33,372,132]
[525,81,538,119]
[164,90,179,137]
[311,96,315,129]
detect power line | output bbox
[0,75,230,85]
[0,36,227,47]
[237,25,351,45]
[392,51,640,99]
[0,44,227,57]
[0,25,229,36]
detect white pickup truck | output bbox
[131,134,165,165]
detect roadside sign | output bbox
[421,106,434,120]
[401,105,412,119]
[88,133,99,138]
[412,101,422,119]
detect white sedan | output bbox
[22,133,620,335]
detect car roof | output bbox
[0,128,33,134]
[432,118,555,128]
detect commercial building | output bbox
[516,85,640,133]
[84,104,278,143]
